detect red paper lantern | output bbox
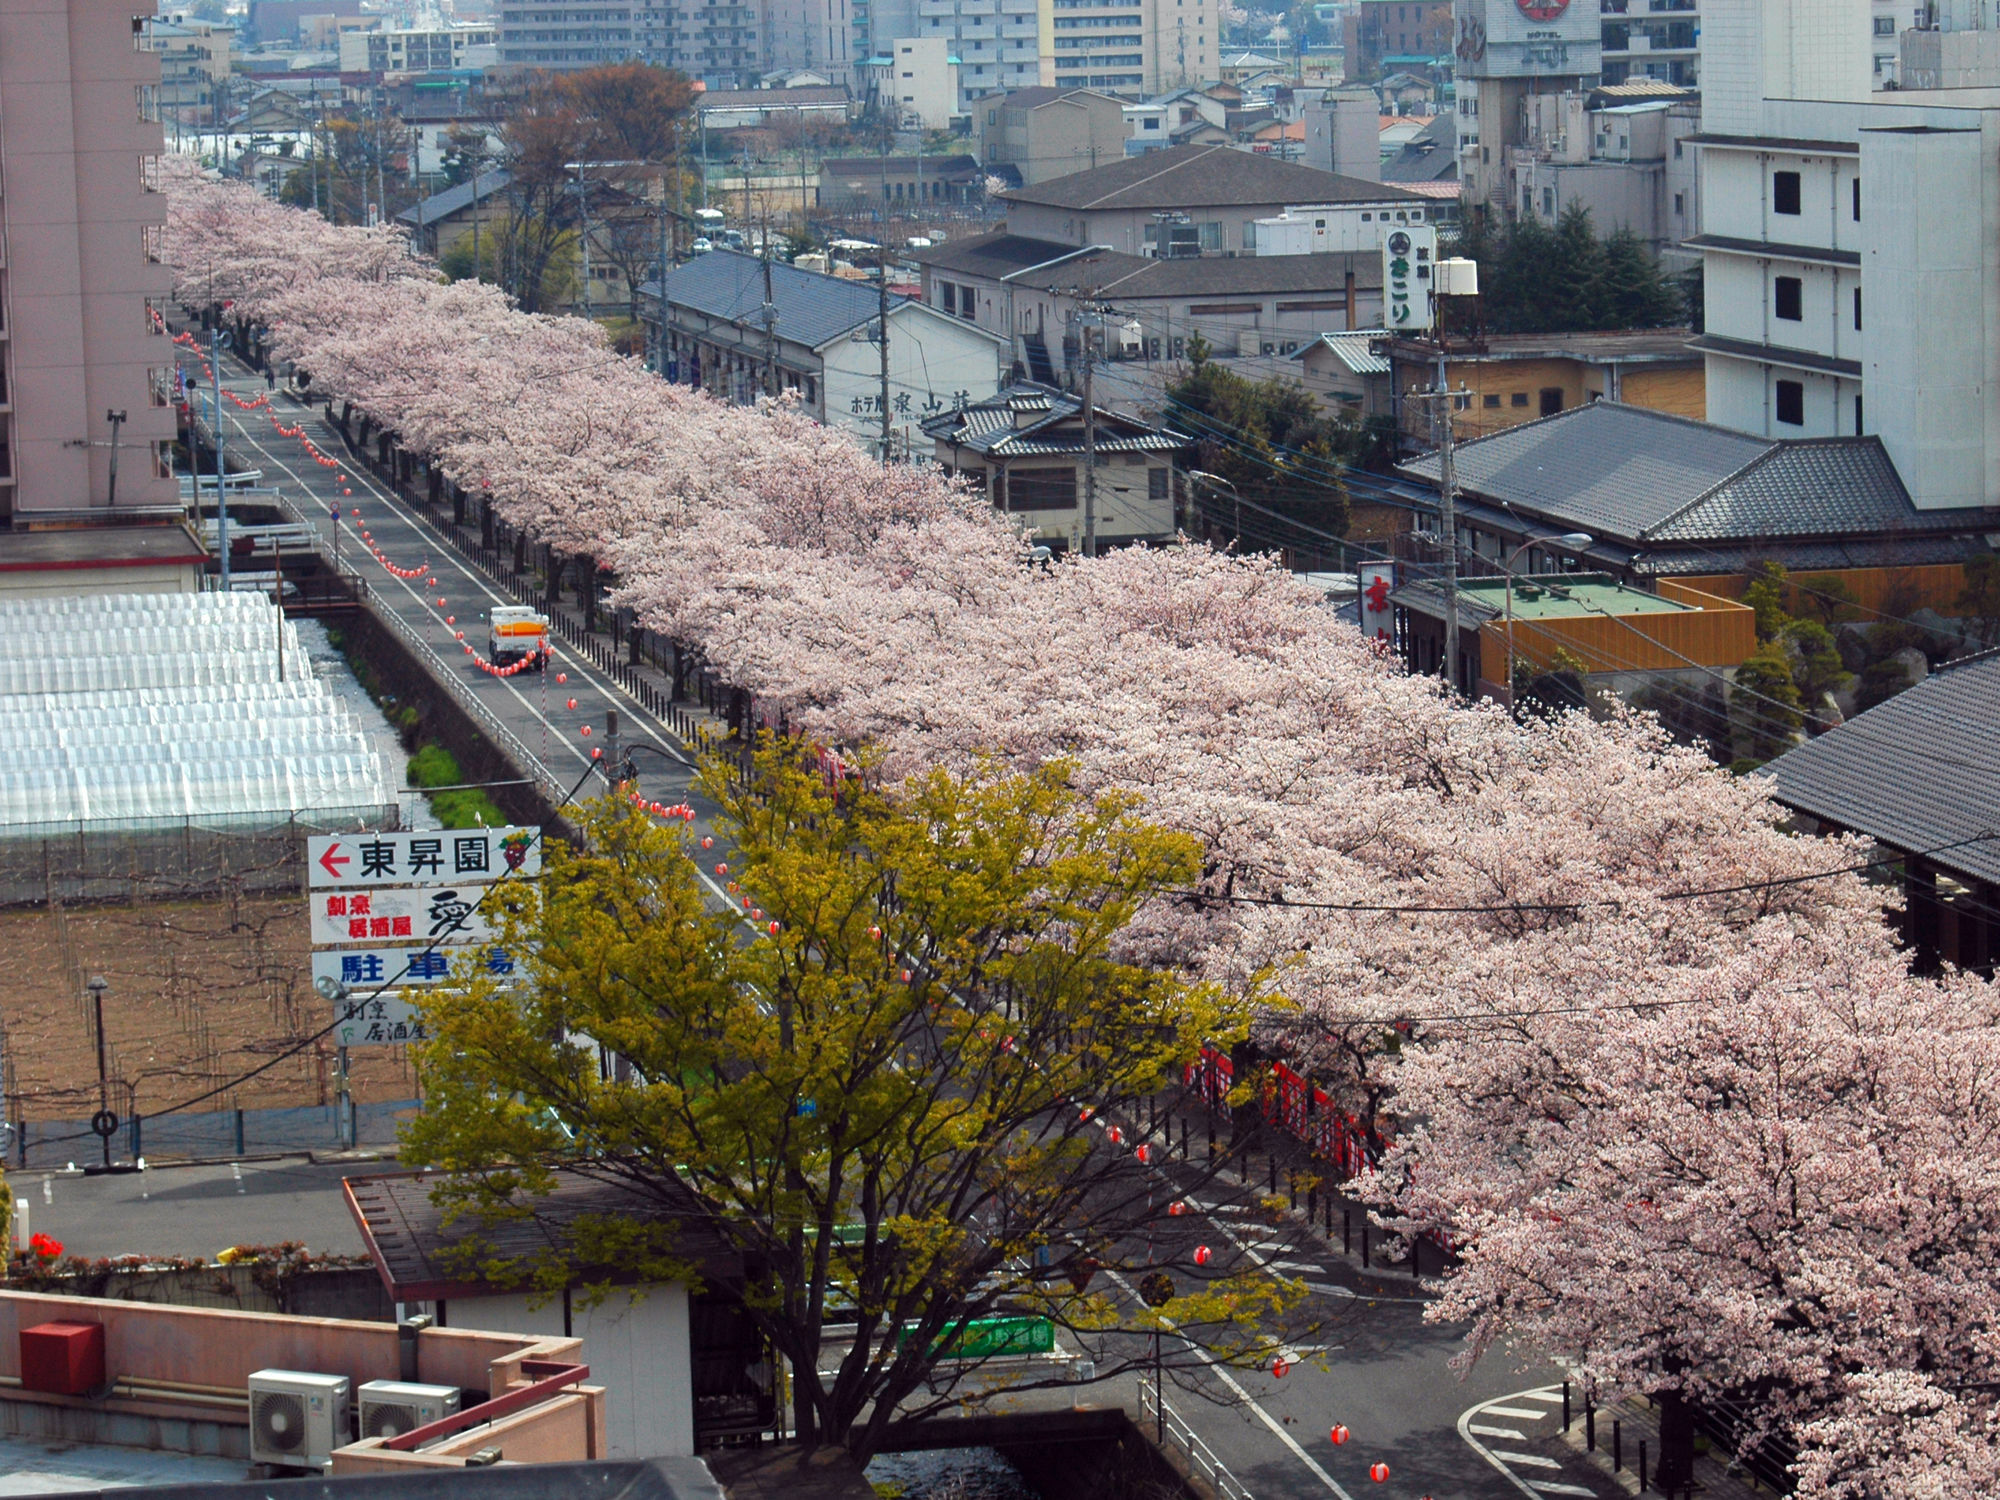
[1168,1200,1187,1217]
[742,897,752,910]
[701,836,714,849]
[717,863,727,875]
[1107,1127,1124,1145]
[1368,1463,1388,1483]
[1135,1144,1152,1164]
[1329,1426,1350,1447]
[868,924,882,940]
[1078,1107,1094,1123]
[768,921,780,935]
[591,747,602,759]
[557,673,568,684]
[900,969,913,982]
[1193,1246,1211,1266]
[446,616,455,625]
[580,725,592,736]
[566,698,578,710]
[1272,1358,1289,1378]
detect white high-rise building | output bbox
[1694,0,2000,511]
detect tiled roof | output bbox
[920,383,1187,456]
[1644,440,1937,542]
[697,85,850,110]
[1001,143,1423,210]
[642,250,908,349]
[1767,650,2000,888]
[914,230,1381,297]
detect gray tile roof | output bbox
[1767,650,2000,888]
[920,383,1187,456]
[1001,143,1424,210]
[1645,440,1934,542]
[396,169,513,229]
[1402,402,1773,541]
[916,230,1381,298]
[642,250,907,349]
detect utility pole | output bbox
[104,409,127,509]
[87,976,110,1171]
[575,165,592,318]
[877,256,892,461]
[760,213,779,399]
[212,327,230,587]
[1436,384,1459,694]
[1080,315,1098,558]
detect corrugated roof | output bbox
[1296,331,1390,375]
[643,250,908,349]
[916,230,1381,297]
[396,170,512,229]
[1767,650,2000,887]
[1001,143,1423,210]
[920,383,1188,456]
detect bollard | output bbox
[1343,1208,1351,1254]
[1361,1224,1369,1268]
[1562,1381,1571,1432]
[1639,1439,1648,1492]
[1586,1398,1596,1451]
[1268,1154,1277,1193]
[234,1107,245,1156]
[1613,1419,1622,1472]
[1308,1183,1317,1223]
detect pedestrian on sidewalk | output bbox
[266,366,276,391]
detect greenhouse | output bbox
[0,590,398,834]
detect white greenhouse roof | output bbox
[0,590,398,832]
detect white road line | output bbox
[1106,1268,1356,1500]
[1459,1387,1577,1500]
[1269,1260,1325,1273]
[1526,1484,1597,1497]
[1493,1452,1561,1469]
[1302,1282,1356,1299]
[1483,1405,1551,1419]
[1467,1425,1526,1440]
[1519,1390,1566,1404]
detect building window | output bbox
[1243,219,1257,250]
[1852,177,1861,221]
[1005,466,1078,511]
[1853,286,1861,330]
[1148,467,1168,501]
[1774,276,1802,321]
[1510,391,1529,407]
[1539,388,1564,417]
[1673,192,1685,216]
[1854,395,1863,434]
[1775,379,1805,426]
[960,284,977,319]
[1199,221,1223,251]
[1483,393,1501,408]
[1773,170,1801,215]
[940,283,956,314]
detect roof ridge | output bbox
[1079,145,1228,209]
[1639,440,1787,540]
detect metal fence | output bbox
[1138,1377,1253,1500]
[13,1096,420,1169]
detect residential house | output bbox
[978,87,1128,188]
[1396,401,2000,608]
[912,231,1382,382]
[1219,49,1283,82]
[922,384,1191,552]
[1768,651,2000,975]
[1386,331,1705,446]
[996,144,1430,257]
[1290,331,1393,422]
[641,250,1007,458]
[816,153,984,207]
[395,171,514,259]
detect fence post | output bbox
[129,1113,142,1161]
[234,1108,245,1156]
[1639,1439,1648,1492]
[1613,1419,1622,1472]
[1562,1381,1571,1432]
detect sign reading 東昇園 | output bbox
[307,827,541,889]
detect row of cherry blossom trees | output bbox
[164,163,2000,1493]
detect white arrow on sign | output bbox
[309,885,502,947]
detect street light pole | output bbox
[212,327,230,587]
[87,977,110,1170]
[1502,531,1594,707]
[104,409,127,509]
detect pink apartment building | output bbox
[0,0,200,587]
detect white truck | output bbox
[487,605,550,670]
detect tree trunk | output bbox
[582,562,597,635]
[513,531,527,575]
[481,499,495,554]
[1654,1388,1696,1493]
[546,549,563,610]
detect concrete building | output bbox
[0,0,181,534]
[978,86,1127,186]
[1454,0,1605,218]
[913,230,1385,381]
[695,84,854,130]
[337,24,497,75]
[996,144,1428,256]
[1386,329,1703,444]
[243,0,360,45]
[1341,0,1450,82]
[862,36,959,128]
[907,0,1043,101]
[1508,89,1701,267]
[817,152,984,205]
[494,0,636,69]
[1048,0,1213,95]
[1599,0,1699,86]
[1300,86,1385,179]
[1689,0,2000,518]
[140,16,232,113]
[641,250,1007,460]
[499,0,848,84]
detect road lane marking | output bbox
[1459,1387,1574,1500]
[1467,1425,1526,1440]
[1520,1391,1566,1403]
[1526,1484,1597,1497]
[1484,1405,1550,1419]
[1494,1452,1561,1469]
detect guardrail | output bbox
[1138,1376,1253,1500]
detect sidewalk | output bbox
[1554,1393,1777,1498]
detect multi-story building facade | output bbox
[495,0,636,68]
[1344,0,1451,82]
[337,24,497,75]
[911,0,1044,102]
[500,0,846,84]
[1599,0,1698,86]
[1049,0,1211,94]
[976,85,1126,184]
[1692,0,2000,516]
[1,0,179,528]
[140,16,232,113]
[1454,0,1605,216]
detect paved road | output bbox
[204,354,1567,1500]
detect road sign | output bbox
[333,994,430,1048]
[311,945,521,991]
[309,886,500,946]
[307,827,542,889]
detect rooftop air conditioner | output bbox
[357,1380,460,1441]
[248,1369,350,1471]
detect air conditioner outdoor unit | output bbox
[248,1369,350,1470]
[357,1380,461,1441]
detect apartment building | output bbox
[0,0,180,529]
[1455,0,1605,216]
[910,0,1044,101]
[1692,0,2000,519]
[495,0,636,67]
[1600,0,1698,87]
[1049,0,1211,95]
[1343,0,1450,82]
[976,85,1126,185]
[337,24,498,75]
[140,16,231,111]
[499,0,844,83]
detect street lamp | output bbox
[1503,532,1593,707]
[86,976,112,1170]
[1186,469,1241,551]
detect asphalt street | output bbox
[198,353,1595,1500]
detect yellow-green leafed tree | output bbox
[405,747,1305,1460]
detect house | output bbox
[977,87,1128,188]
[996,144,1431,258]
[641,250,1007,459]
[1291,331,1393,422]
[1396,401,2000,606]
[1219,50,1284,83]
[1767,650,2000,976]
[1386,331,1706,447]
[1380,112,1456,188]
[911,231,1383,384]
[816,154,984,207]
[922,384,1191,552]
[346,1170,772,1460]
[395,170,513,259]
[1389,571,1756,702]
